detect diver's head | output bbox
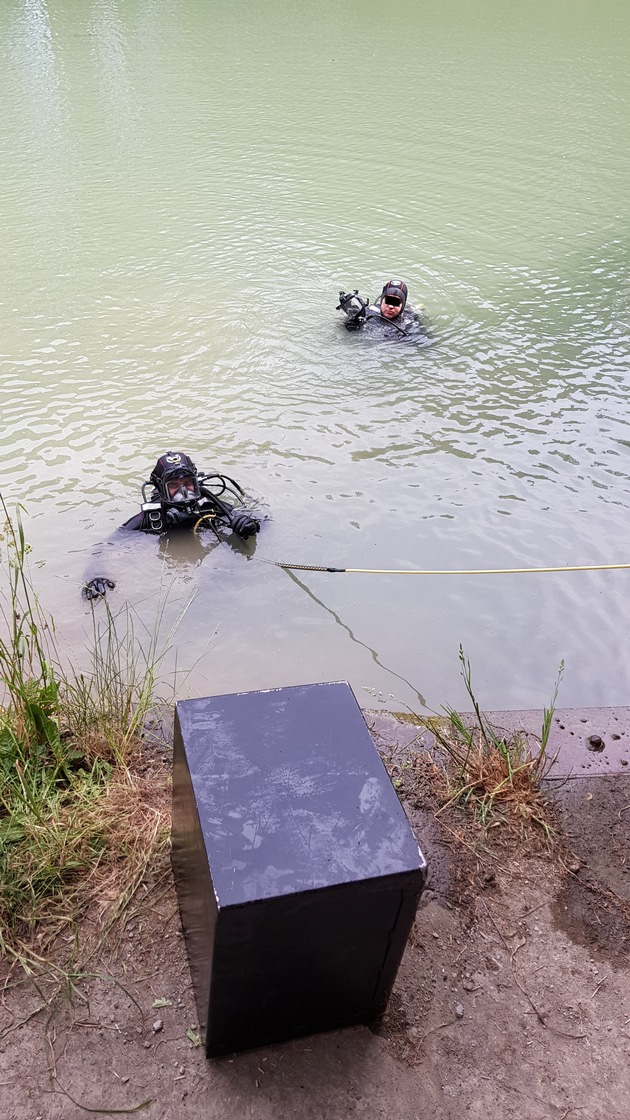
[380,279,408,320]
[150,452,200,508]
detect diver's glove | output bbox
[83,577,116,601]
[228,510,261,539]
[165,506,191,526]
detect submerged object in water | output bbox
[83,576,116,600]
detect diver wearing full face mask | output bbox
[122,452,261,538]
[82,451,261,600]
[337,280,425,338]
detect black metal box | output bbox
[171,681,427,1056]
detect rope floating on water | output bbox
[269,561,630,576]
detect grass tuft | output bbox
[0,497,171,969]
[384,646,564,842]
[426,646,564,836]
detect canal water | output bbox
[1,0,629,714]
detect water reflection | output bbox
[157,525,258,572]
[15,0,63,135]
[87,0,139,146]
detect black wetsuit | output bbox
[344,301,426,340]
[122,487,259,538]
[81,461,260,600]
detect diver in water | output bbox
[82,451,260,599]
[121,451,260,538]
[336,280,425,339]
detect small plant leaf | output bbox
[186,1027,201,1046]
[151,997,172,1009]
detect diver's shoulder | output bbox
[404,302,425,321]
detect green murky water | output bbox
[1,0,629,712]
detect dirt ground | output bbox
[1,711,629,1120]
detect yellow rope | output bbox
[275,561,630,576]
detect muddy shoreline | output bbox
[1,709,629,1120]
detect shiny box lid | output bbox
[175,681,426,907]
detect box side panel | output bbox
[369,874,425,1018]
[171,708,218,1039]
[205,868,424,1056]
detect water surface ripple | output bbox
[1,0,629,712]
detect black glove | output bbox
[228,510,260,539]
[165,506,190,526]
[83,577,116,601]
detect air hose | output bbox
[193,506,260,539]
[193,513,218,535]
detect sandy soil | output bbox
[1,712,629,1120]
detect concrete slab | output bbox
[367,707,630,780]
[484,707,630,780]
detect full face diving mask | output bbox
[336,290,369,326]
[150,452,201,507]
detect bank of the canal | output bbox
[1,706,629,1120]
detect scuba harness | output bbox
[83,453,259,600]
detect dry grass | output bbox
[431,723,555,832]
[83,757,171,947]
[0,499,175,977]
[387,647,563,843]
[1,744,172,972]
[8,754,171,959]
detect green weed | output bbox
[0,498,171,966]
[425,646,564,834]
